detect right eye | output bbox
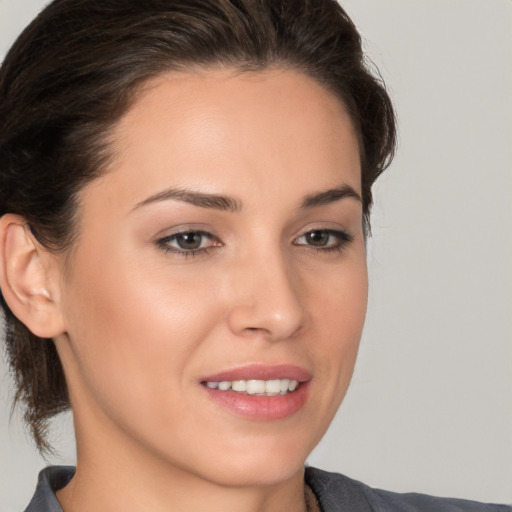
[156,230,221,257]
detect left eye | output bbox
[294,229,352,250]
[158,231,218,253]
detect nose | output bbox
[226,249,305,341]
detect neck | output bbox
[58,460,307,512]
[58,411,308,512]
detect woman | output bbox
[0,1,509,511]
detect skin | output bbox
[4,69,368,512]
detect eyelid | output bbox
[293,227,353,252]
[154,225,353,258]
[156,228,222,257]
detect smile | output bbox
[204,379,299,395]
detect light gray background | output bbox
[1,0,511,510]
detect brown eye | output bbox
[175,232,204,250]
[157,230,220,256]
[304,230,331,246]
[294,229,353,253]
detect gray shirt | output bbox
[24,466,510,512]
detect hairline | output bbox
[58,62,364,266]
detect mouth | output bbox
[202,378,299,396]
[199,364,311,420]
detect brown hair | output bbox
[0,0,396,453]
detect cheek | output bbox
[59,246,223,410]
[310,254,368,387]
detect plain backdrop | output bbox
[1,0,511,510]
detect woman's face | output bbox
[53,69,367,487]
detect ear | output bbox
[0,214,66,338]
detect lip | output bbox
[201,364,311,383]
[200,364,311,421]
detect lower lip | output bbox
[202,382,310,421]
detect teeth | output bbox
[265,379,281,395]
[232,380,247,392]
[218,381,231,391]
[246,380,265,395]
[204,379,300,395]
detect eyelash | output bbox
[156,228,353,258]
[156,230,219,258]
[293,229,353,253]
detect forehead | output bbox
[83,68,361,213]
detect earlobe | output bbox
[0,214,66,338]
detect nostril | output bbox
[226,276,305,340]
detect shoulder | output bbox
[305,467,511,512]
[24,466,74,512]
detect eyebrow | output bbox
[132,183,361,213]
[132,187,242,213]
[300,184,361,209]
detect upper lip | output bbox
[201,364,311,383]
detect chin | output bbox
[201,430,321,488]
[152,428,316,489]
[203,453,308,488]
